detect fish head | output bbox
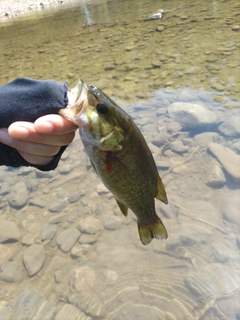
[60,79,125,151]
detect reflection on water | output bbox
[0,0,240,319]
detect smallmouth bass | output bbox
[60,80,168,245]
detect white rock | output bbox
[0,220,21,243]
[168,102,218,129]
[78,216,102,234]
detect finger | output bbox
[34,114,78,134]
[18,150,54,165]
[0,129,60,156]
[8,123,75,146]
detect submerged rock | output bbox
[0,220,21,243]
[22,244,46,277]
[11,290,56,320]
[7,181,29,209]
[208,143,240,182]
[167,102,218,129]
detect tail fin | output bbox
[138,218,168,245]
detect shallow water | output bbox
[0,0,240,319]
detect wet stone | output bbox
[57,228,80,253]
[156,26,165,32]
[48,200,68,213]
[156,160,170,170]
[208,143,240,181]
[221,190,240,226]
[104,216,122,230]
[0,182,11,196]
[70,266,96,292]
[207,163,226,187]
[29,198,46,208]
[232,25,240,31]
[21,233,39,246]
[218,115,240,137]
[59,163,73,174]
[0,261,23,283]
[78,216,102,234]
[11,290,57,320]
[7,181,29,209]
[194,132,220,145]
[22,244,46,277]
[0,220,21,243]
[167,102,218,129]
[41,223,58,241]
[170,140,189,154]
[68,192,81,203]
[49,213,68,224]
[78,234,97,244]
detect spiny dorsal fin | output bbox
[115,198,128,217]
[156,175,168,204]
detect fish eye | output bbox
[96,103,108,115]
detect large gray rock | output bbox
[0,220,21,243]
[11,290,57,320]
[167,102,218,129]
[22,244,46,277]
[208,143,240,182]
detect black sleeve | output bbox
[0,78,69,171]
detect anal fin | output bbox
[115,199,128,217]
[156,175,168,204]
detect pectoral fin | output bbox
[115,199,128,217]
[156,175,168,204]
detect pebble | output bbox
[11,290,57,320]
[170,140,189,154]
[28,198,46,208]
[48,213,68,224]
[57,228,81,253]
[208,143,240,181]
[41,222,58,241]
[194,132,220,145]
[59,163,74,174]
[232,25,240,31]
[22,244,46,277]
[156,26,165,32]
[156,160,170,170]
[48,200,68,213]
[167,102,218,129]
[104,215,122,230]
[207,163,226,187]
[0,261,23,283]
[78,234,97,244]
[70,266,96,292]
[7,181,29,209]
[0,220,21,243]
[218,115,240,137]
[78,216,102,234]
[68,192,81,203]
[221,190,240,226]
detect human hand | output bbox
[0,114,77,166]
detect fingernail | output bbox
[0,129,13,145]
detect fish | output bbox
[59,79,168,245]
